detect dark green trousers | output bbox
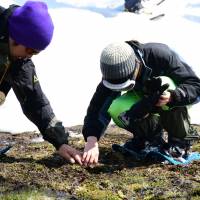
[127,107,191,141]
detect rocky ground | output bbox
[0,125,200,200]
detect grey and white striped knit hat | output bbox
[100,42,136,91]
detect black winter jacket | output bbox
[82,40,200,141]
[0,5,68,149]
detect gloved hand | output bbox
[119,78,169,126]
[144,77,164,95]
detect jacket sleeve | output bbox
[82,82,120,141]
[0,6,5,15]
[149,44,200,107]
[9,59,68,149]
[0,79,11,96]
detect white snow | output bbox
[0,0,199,133]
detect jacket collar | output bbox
[126,40,152,84]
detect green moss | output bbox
[193,143,200,151]
[127,183,146,191]
[0,189,54,200]
[191,187,200,197]
[0,126,200,199]
[76,183,122,200]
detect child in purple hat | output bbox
[0,1,82,165]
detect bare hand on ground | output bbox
[82,136,99,167]
[58,144,83,165]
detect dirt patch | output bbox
[0,125,200,199]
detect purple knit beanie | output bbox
[8,1,54,50]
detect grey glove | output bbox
[43,118,69,150]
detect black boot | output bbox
[123,136,146,153]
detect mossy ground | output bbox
[0,125,200,200]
